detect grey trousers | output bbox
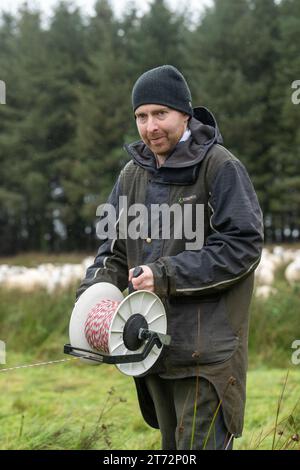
[144,375,233,450]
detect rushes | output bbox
[248,370,300,451]
[272,369,289,450]
[76,387,127,450]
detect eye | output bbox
[158,111,167,117]
[137,114,147,124]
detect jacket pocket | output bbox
[166,296,239,366]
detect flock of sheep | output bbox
[255,246,300,299]
[0,247,299,299]
[0,257,94,294]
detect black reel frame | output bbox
[64,328,171,365]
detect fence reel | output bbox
[64,267,171,376]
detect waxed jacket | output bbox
[76,107,264,437]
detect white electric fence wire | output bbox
[0,356,87,373]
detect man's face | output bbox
[135,104,189,157]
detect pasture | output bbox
[0,248,299,450]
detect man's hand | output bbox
[128,265,155,292]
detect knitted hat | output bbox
[132,65,193,117]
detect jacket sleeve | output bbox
[147,159,264,297]
[76,176,128,300]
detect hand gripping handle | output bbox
[128,266,144,294]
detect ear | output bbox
[183,112,189,123]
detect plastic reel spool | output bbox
[69,282,124,365]
[69,283,167,376]
[111,290,167,376]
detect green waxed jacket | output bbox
[77,107,264,437]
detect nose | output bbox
[146,116,159,133]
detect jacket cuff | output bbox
[147,258,176,297]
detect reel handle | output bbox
[128,266,144,294]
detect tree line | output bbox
[0,0,299,255]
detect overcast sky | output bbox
[0,0,213,22]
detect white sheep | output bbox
[0,261,86,293]
[285,258,300,285]
[255,251,276,286]
[3,268,44,292]
[255,285,277,300]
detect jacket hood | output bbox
[124,107,223,173]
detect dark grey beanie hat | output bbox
[132,65,193,117]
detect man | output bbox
[77,65,264,450]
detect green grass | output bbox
[0,353,158,450]
[0,252,300,450]
[248,262,300,369]
[0,354,299,450]
[236,368,300,450]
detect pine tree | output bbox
[132,0,186,72]
[267,0,300,240]
[0,7,50,253]
[185,0,280,220]
[74,0,132,236]
[41,2,89,250]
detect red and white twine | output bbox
[84,299,121,352]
